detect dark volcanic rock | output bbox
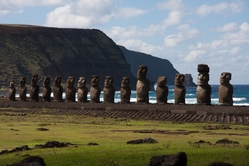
[208,162,233,166]
[127,137,158,144]
[147,152,187,166]
[34,141,73,149]
[9,156,46,166]
[215,138,239,145]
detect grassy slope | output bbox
[0,112,248,166]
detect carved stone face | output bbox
[54,76,61,86]
[43,77,50,87]
[67,76,74,88]
[157,76,167,87]
[31,74,38,86]
[104,76,113,87]
[78,77,86,88]
[121,77,130,88]
[220,72,231,84]
[175,74,184,86]
[198,73,209,85]
[137,65,147,79]
[91,75,99,87]
[9,80,15,88]
[20,77,26,86]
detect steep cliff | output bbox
[184,74,197,86]
[0,24,136,89]
[120,46,179,89]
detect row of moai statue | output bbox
[8,74,131,103]
[7,64,233,105]
[137,64,233,106]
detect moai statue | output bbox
[77,77,88,102]
[42,76,51,102]
[174,74,186,104]
[196,64,211,105]
[19,77,27,101]
[156,76,168,104]
[66,76,76,102]
[53,76,63,102]
[120,77,131,104]
[103,76,115,103]
[8,80,16,101]
[90,75,101,103]
[30,74,40,102]
[218,72,233,106]
[136,65,150,103]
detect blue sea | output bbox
[84,84,249,106]
[3,85,249,106]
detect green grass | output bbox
[0,112,249,166]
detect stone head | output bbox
[91,75,99,87]
[121,77,130,88]
[20,77,26,87]
[78,77,86,88]
[157,76,167,87]
[54,76,61,86]
[198,73,209,85]
[43,77,50,87]
[66,76,75,88]
[9,80,15,88]
[137,65,148,79]
[104,76,114,88]
[175,74,185,86]
[220,72,231,85]
[31,74,38,86]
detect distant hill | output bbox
[0,24,136,89]
[0,24,195,90]
[120,46,180,89]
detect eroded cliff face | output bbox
[184,74,197,86]
[0,25,135,89]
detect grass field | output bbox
[0,111,249,166]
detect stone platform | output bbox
[0,101,249,125]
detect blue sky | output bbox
[0,0,249,84]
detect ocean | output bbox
[2,85,249,106]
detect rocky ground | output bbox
[0,100,249,125]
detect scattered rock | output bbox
[34,141,73,149]
[8,156,46,166]
[203,125,231,130]
[208,162,233,166]
[0,145,30,155]
[36,128,49,131]
[215,138,239,145]
[127,138,158,144]
[0,141,75,155]
[87,142,99,146]
[147,152,187,166]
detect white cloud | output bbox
[221,22,249,45]
[196,0,244,16]
[164,24,199,47]
[214,22,238,32]
[115,7,148,18]
[184,50,205,62]
[116,39,161,55]
[45,0,148,28]
[162,10,182,29]
[229,46,241,55]
[0,0,69,16]
[157,0,183,11]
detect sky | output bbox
[0,0,249,85]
